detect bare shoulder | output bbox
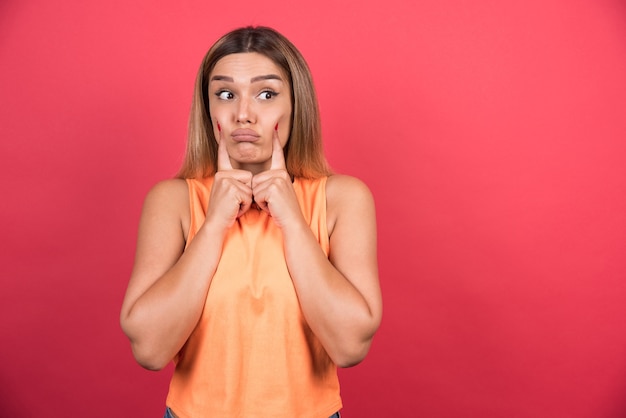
[140,178,190,238]
[144,179,189,206]
[144,178,188,204]
[325,174,376,235]
[326,173,370,194]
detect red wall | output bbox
[1,0,626,417]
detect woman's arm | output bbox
[121,138,255,370]
[119,179,228,370]
[253,136,382,367]
[282,174,382,367]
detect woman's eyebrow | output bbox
[210,74,283,83]
[250,74,283,83]
[210,75,233,82]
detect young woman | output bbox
[120,26,382,418]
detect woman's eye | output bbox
[258,91,277,100]
[216,91,234,100]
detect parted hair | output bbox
[177,26,331,179]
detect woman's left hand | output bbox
[251,129,302,229]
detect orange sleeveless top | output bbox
[165,176,342,418]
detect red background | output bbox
[2,0,626,417]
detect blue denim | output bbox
[165,407,340,417]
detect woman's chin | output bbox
[232,157,270,173]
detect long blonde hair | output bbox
[177,26,331,179]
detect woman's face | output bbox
[208,52,292,173]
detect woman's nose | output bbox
[236,97,255,124]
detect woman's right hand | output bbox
[206,132,253,229]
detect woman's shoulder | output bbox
[325,173,374,203]
[325,174,376,234]
[141,178,190,218]
[144,178,189,201]
[140,178,191,239]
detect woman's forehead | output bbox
[210,53,287,82]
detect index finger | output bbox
[270,127,286,170]
[217,127,234,171]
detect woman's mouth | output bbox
[231,129,261,142]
